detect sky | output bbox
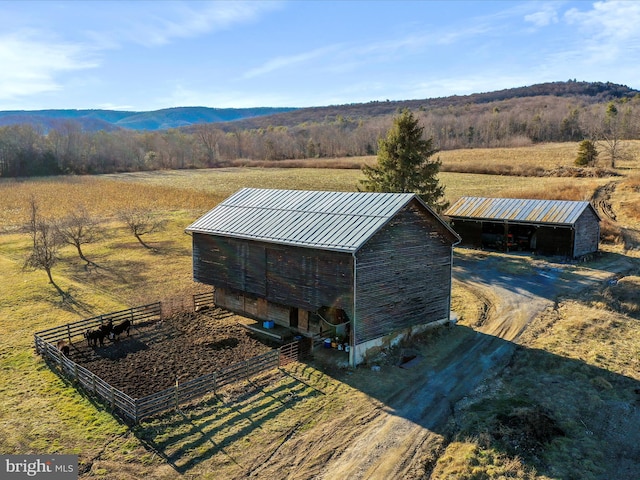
[1,0,639,112]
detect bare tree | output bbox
[119,208,166,249]
[194,124,223,166]
[55,207,103,266]
[24,197,64,296]
[598,101,627,168]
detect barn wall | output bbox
[214,288,295,328]
[192,234,354,314]
[354,200,453,345]
[573,207,600,257]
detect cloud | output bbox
[243,45,342,79]
[124,1,283,47]
[562,0,640,67]
[525,5,559,27]
[0,31,98,101]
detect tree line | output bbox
[2,95,639,177]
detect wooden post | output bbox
[67,325,72,345]
[110,386,115,410]
[92,374,97,394]
[175,376,179,411]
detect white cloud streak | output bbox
[525,5,559,27]
[0,31,98,101]
[564,0,640,61]
[122,1,283,47]
[243,45,343,79]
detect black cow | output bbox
[99,321,113,338]
[84,321,112,348]
[109,319,131,341]
[83,328,103,347]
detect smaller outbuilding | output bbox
[444,197,600,258]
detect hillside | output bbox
[214,80,640,131]
[0,106,297,132]
[0,81,637,132]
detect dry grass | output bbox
[431,440,539,480]
[1,144,639,479]
[0,176,220,231]
[245,141,640,176]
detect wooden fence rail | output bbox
[34,303,162,349]
[133,349,283,422]
[34,301,301,424]
[193,291,215,311]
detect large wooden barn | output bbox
[444,197,600,258]
[186,188,460,366]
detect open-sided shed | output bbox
[444,197,600,258]
[186,188,460,365]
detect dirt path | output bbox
[311,251,633,479]
[593,181,618,221]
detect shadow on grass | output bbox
[132,372,325,474]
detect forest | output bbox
[1,81,639,177]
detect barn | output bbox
[186,188,460,366]
[444,197,600,258]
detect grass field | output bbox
[0,141,639,479]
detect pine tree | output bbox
[575,139,598,166]
[360,109,448,212]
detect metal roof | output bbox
[186,188,453,252]
[444,197,597,226]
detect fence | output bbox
[34,298,302,424]
[34,303,162,351]
[193,290,215,311]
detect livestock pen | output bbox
[34,298,301,424]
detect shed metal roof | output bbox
[187,188,455,252]
[444,197,598,226]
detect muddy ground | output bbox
[68,308,274,397]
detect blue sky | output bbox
[1,0,639,111]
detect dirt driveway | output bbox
[307,250,635,480]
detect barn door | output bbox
[289,307,299,328]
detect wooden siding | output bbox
[355,200,453,344]
[573,207,600,257]
[193,234,353,313]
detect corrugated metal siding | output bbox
[445,197,593,226]
[186,188,416,252]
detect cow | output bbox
[99,320,113,338]
[57,340,70,356]
[109,319,131,341]
[84,321,112,348]
[83,328,103,347]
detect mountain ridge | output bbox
[0,81,637,132]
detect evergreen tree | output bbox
[575,139,599,166]
[360,109,448,212]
